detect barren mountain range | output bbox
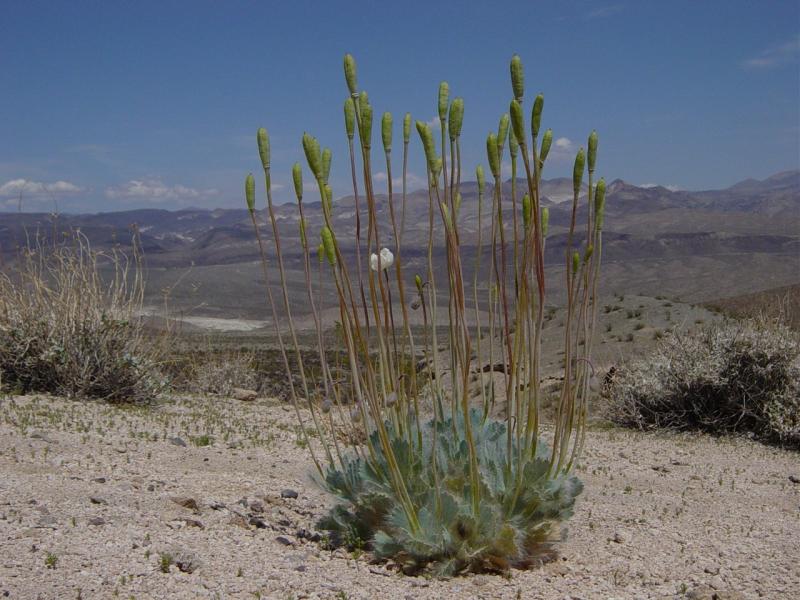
[1,170,797,322]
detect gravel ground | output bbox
[0,394,798,600]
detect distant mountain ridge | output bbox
[1,170,797,317]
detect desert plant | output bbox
[606,317,800,447]
[246,54,607,575]
[0,233,165,403]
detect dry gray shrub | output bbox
[607,317,800,447]
[0,234,166,403]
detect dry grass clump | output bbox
[606,317,800,448]
[0,234,165,403]
[175,349,260,397]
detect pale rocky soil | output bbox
[0,394,798,600]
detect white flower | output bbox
[369,247,394,272]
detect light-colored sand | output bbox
[0,394,797,599]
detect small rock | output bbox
[249,516,268,529]
[88,517,106,526]
[789,475,800,484]
[92,477,106,484]
[173,551,200,574]
[232,388,257,402]
[280,489,299,499]
[228,514,249,528]
[89,496,107,505]
[249,500,264,513]
[169,496,199,511]
[36,516,57,528]
[611,530,629,544]
[275,535,294,546]
[686,585,715,600]
[704,565,720,575]
[168,437,187,447]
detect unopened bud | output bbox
[303,133,323,181]
[403,113,411,143]
[438,81,449,123]
[588,130,598,173]
[573,148,585,195]
[531,94,544,138]
[476,165,485,193]
[245,173,255,212]
[344,98,355,139]
[448,97,464,140]
[510,54,524,102]
[539,129,553,164]
[343,54,357,95]
[541,206,549,237]
[321,227,336,266]
[497,114,510,151]
[381,112,392,153]
[322,148,332,184]
[510,100,525,149]
[257,128,270,170]
[487,133,500,178]
[292,163,303,201]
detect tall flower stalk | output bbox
[246,54,607,576]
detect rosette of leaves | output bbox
[318,410,582,576]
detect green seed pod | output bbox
[441,203,453,230]
[509,129,519,158]
[476,165,485,193]
[510,100,525,148]
[299,218,307,247]
[595,177,606,230]
[403,113,411,144]
[572,250,580,275]
[510,54,524,102]
[486,133,500,178]
[303,133,323,181]
[245,173,255,212]
[414,274,423,291]
[359,97,373,149]
[454,192,462,215]
[344,98,355,139]
[540,128,553,164]
[343,54,357,96]
[322,148,332,184]
[532,93,544,138]
[522,193,531,230]
[324,184,333,213]
[416,121,437,170]
[541,207,549,237]
[321,227,336,266]
[358,90,368,107]
[448,98,464,141]
[572,147,585,195]
[381,112,392,153]
[432,158,442,178]
[588,130,598,173]
[496,114,509,150]
[292,163,303,201]
[438,81,449,124]
[584,244,594,262]
[317,243,324,264]
[257,128,270,170]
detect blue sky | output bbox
[1,0,798,212]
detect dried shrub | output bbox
[0,234,166,403]
[606,318,800,447]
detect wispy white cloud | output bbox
[585,4,623,20]
[426,116,441,129]
[742,35,800,69]
[373,171,428,190]
[0,178,83,196]
[105,179,219,203]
